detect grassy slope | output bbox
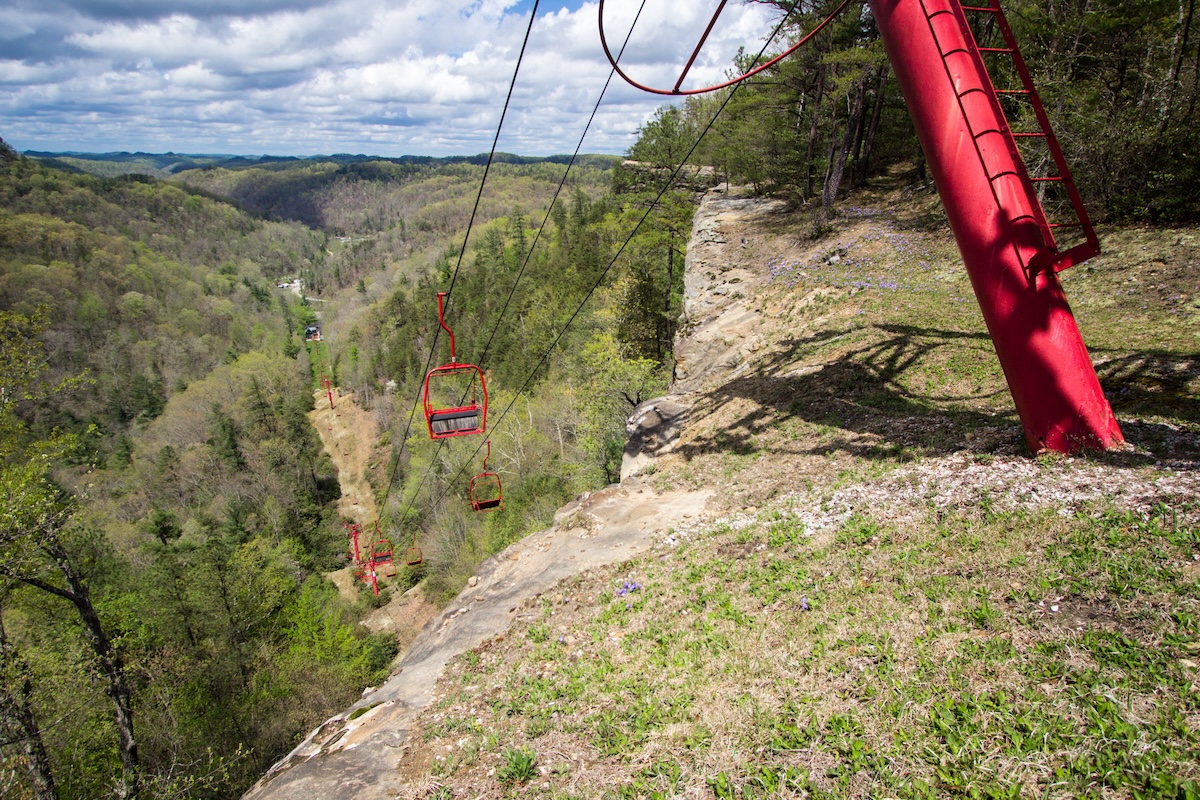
[394,170,1200,799]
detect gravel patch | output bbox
[774,453,1200,535]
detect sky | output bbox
[0,0,779,157]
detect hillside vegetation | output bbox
[0,135,625,795]
[2,0,1198,796]
[0,140,386,798]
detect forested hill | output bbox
[172,155,617,294]
[1,139,370,798]
[2,0,1198,796]
[24,150,614,182]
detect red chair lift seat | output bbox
[424,377,485,438]
[423,291,487,440]
[468,440,502,512]
[470,475,502,511]
[468,482,501,513]
[370,539,396,578]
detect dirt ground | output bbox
[308,388,441,638]
[309,386,379,526]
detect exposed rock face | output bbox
[673,192,787,393]
[621,395,689,481]
[622,189,791,480]
[617,160,722,192]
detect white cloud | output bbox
[338,56,480,103]
[0,60,71,84]
[166,63,230,91]
[2,0,782,156]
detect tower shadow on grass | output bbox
[1094,350,1200,461]
[672,324,1200,466]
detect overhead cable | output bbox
[377,0,542,516]
[428,1,807,515]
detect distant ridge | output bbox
[22,149,619,178]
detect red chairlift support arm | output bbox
[345,522,362,566]
[675,0,729,93]
[598,0,854,96]
[437,291,457,363]
[866,0,1120,453]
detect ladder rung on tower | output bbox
[920,0,1100,274]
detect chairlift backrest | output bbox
[371,539,394,564]
[469,474,502,511]
[369,537,396,578]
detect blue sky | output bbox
[0,0,775,157]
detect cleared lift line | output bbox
[375,0,543,519]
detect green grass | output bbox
[406,500,1200,798]
[497,746,537,785]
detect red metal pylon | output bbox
[865,0,1122,453]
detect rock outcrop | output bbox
[623,189,790,480]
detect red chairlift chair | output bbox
[370,538,396,578]
[469,440,503,512]
[423,291,487,439]
[405,544,424,567]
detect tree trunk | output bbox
[1162,0,1196,131]
[851,91,869,179]
[820,65,842,209]
[0,612,57,800]
[22,539,139,799]
[824,69,868,208]
[805,65,827,201]
[59,570,139,798]
[856,63,891,187]
[661,242,675,360]
[1189,43,1200,121]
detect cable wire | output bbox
[424,2,807,519]
[390,0,815,546]
[376,0,542,521]
[390,0,650,538]
[476,0,651,366]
